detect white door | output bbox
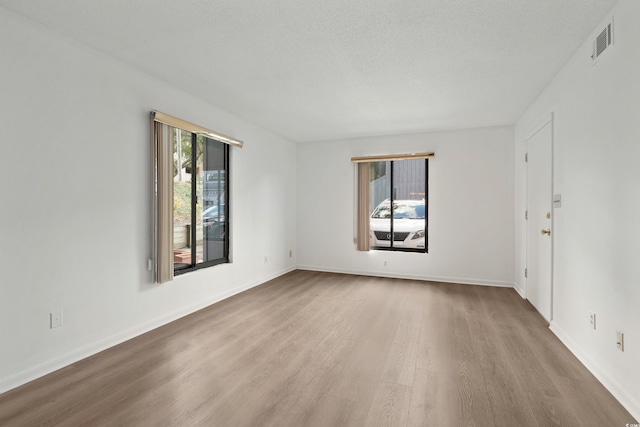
[526,117,553,322]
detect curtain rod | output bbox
[151,111,244,148]
[350,152,434,163]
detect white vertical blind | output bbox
[356,162,371,252]
[155,121,174,283]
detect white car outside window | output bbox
[369,199,426,250]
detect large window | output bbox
[172,130,229,273]
[152,112,242,283]
[353,153,432,254]
[369,159,428,253]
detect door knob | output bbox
[541,229,551,235]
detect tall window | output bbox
[353,153,432,254]
[172,130,229,273]
[153,112,242,283]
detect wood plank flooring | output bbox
[0,270,636,426]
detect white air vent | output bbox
[592,19,613,61]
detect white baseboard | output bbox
[550,322,640,422]
[0,266,295,394]
[296,265,515,288]
[513,281,526,298]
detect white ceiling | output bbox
[1,0,618,142]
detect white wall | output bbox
[515,0,640,418]
[0,7,297,392]
[297,127,515,286]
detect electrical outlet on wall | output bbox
[616,331,624,351]
[50,310,63,329]
[589,312,596,329]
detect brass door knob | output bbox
[541,229,551,235]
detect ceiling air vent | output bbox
[592,20,613,61]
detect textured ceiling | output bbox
[0,0,618,142]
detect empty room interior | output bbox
[1,0,639,425]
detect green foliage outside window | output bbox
[174,181,202,225]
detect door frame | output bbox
[525,113,555,322]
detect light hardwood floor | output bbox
[0,270,636,426]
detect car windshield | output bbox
[371,201,425,219]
